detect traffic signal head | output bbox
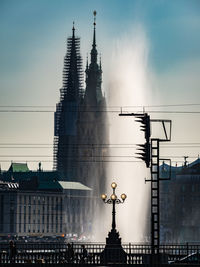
[135,113,151,142]
[136,142,151,168]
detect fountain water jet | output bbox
[106,25,152,242]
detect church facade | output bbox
[53,14,108,230]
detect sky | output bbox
[0,0,200,171]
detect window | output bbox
[192,184,195,192]
[38,219,40,232]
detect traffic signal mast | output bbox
[119,111,172,264]
[135,113,151,168]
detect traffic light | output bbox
[135,113,151,168]
[135,113,151,142]
[136,143,151,168]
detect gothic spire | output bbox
[84,11,103,105]
[60,22,83,101]
[91,11,97,64]
[72,21,75,38]
[93,11,96,49]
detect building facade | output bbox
[0,163,92,239]
[160,158,200,243]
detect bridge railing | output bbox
[0,242,200,264]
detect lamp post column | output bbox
[101,182,127,264]
[112,189,116,231]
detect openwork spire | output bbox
[61,23,83,101]
[54,23,84,174]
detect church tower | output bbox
[53,13,108,236]
[84,11,103,106]
[78,11,108,197]
[54,24,83,179]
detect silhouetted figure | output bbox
[65,243,74,263]
[9,240,17,263]
[80,244,88,263]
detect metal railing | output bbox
[0,242,200,264]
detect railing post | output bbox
[186,242,189,256]
[129,242,131,264]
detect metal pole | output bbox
[112,188,116,231]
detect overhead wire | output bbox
[1,109,200,114]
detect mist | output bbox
[105,25,153,242]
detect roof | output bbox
[8,163,29,173]
[58,181,92,191]
[38,180,62,190]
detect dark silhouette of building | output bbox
[77,15,108,197]
[54,14,108,199]
[53,24,84,179]
[160,158,200,243]
[53,14,108,235]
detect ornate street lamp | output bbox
[101,182,127,234]
[100,182,127,264]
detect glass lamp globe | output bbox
[101,194,107,200]
[111,194,117,200]
[121,193,127,200]
[111,182,117,189]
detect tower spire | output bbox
[93,11,96,48]
[72,21,75,38]
[91,11,97,64]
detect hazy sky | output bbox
[1,0,200,170]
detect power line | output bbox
[0,155,199,158]
[0,159,193,164]
[1,103,200,108]
[1,109,200,114]
[0,142,200,146]
[0,145,200,149]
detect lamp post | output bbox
[100,182,127,264]
[101,182,127,234]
